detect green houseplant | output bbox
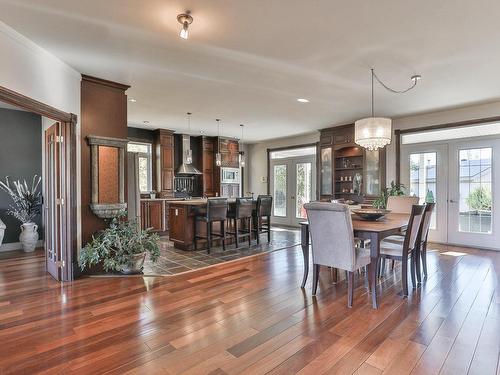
[79,214,160,274]
[373,181,406,209]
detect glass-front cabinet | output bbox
[319,124,385,203]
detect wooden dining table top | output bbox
[300,212,410,234]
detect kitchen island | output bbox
[168,199,254,250]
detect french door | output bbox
[44,122,64,280]
[270,156,316,226]
[401,138,500,250]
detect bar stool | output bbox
[252,195,272,244]
[194,198,228,253]
[227,197,253,248]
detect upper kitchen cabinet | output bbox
[155,129,175,197]
[199,136,216,197]
[218,138,239,168]
[319,124,385,203]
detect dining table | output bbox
[299,213,410,309]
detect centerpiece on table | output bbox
[79,214,161,274]
[0,176,42,252]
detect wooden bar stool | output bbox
[252,195,272,244]
[227,197,253,248]
[194,198,228,253]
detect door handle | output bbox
[449,199,458,203]
[291,196,295,200]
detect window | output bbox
[409,152,437,229]
[127,142,152,193]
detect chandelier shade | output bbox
[354,117,392,151]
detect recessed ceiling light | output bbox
[129,98,137,103]
[297,98,309,103]
[143,120,150,124]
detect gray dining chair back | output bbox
[304,202,356,272]
[404,204,426,251]
[387,196,419,214]
[256,195,272,217]
[419,203,435,242]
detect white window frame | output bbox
[127,141,153,193]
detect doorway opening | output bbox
[269,145,317,227]
[0,86,77,281]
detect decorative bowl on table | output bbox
[352,208,391,221]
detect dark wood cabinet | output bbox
[156,129,174,197]
[319,124,386,203]
[218,138,239,168]
[200,137,216,197]
[140,200,166,232]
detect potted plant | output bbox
[79,214,161,274]
[0,176,42,252]
[373,181,406,209]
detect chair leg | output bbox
[381,258,386,277]
[193,220,198,251]
[410,252,417,289]
[401,256,409,297]
[254,216,260,244]
[267,216,271,242]
[248,218,251,246]
[347,271,354,308]
[221,220,226,251]
[391,259,395,270]
[207,221,212,253]
[421,242,428,278]
[415,243,422,284]
[234,219,239,248]
[312,264,320,295]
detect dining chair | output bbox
[416,203,435,281]
[378,204,426,296]
[194,198,228,253]
[252,195,272,244]
[227,197,253,248]
[304,202,373,308]
[386,196,420,213]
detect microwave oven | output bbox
[221,167,240,184]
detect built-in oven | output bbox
[221,167,240,184]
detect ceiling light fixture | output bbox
[185,112,193,164]
[177,12,193,40]
[355,68,421,151]
[143,120,149,124]
[239,124,245,167]
[215,119,222,167]
[297,98,309,103]
[129,98,137,103]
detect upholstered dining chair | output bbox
[379,204,426,296]
[386,196,420,213]
[304,202,373,308]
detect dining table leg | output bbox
[369,233,379,309]
[300,223,309,288]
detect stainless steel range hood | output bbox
[176,135,202,175]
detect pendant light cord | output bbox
[371,69,375,117]
[372,69,420,94]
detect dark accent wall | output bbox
[81,75,130,244]
[0,108,42,243]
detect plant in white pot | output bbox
[79,214,161,274]
[0,176,42,252]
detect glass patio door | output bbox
[270,156,316,226]
[448,139,500,249]
[401,144,448,243]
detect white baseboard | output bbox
[0,240,43,252]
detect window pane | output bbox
[273,165,287,217]
[321,148,332,195]
[409,152,437,229]
[459,148,492,233]
[138,156,150,192]
[127,143,150,154]
[296,163,312,219]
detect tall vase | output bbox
[19,222,38,252]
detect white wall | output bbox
[247,132,319,196]
[387,101,500,184]
[0,21,82,248]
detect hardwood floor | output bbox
[0,243,498,374]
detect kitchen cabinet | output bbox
[140,199,166,232]
[319,124,385,203]
[156,129,174,197]
[201,137,216,197]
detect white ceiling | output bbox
[1,0,500,141]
